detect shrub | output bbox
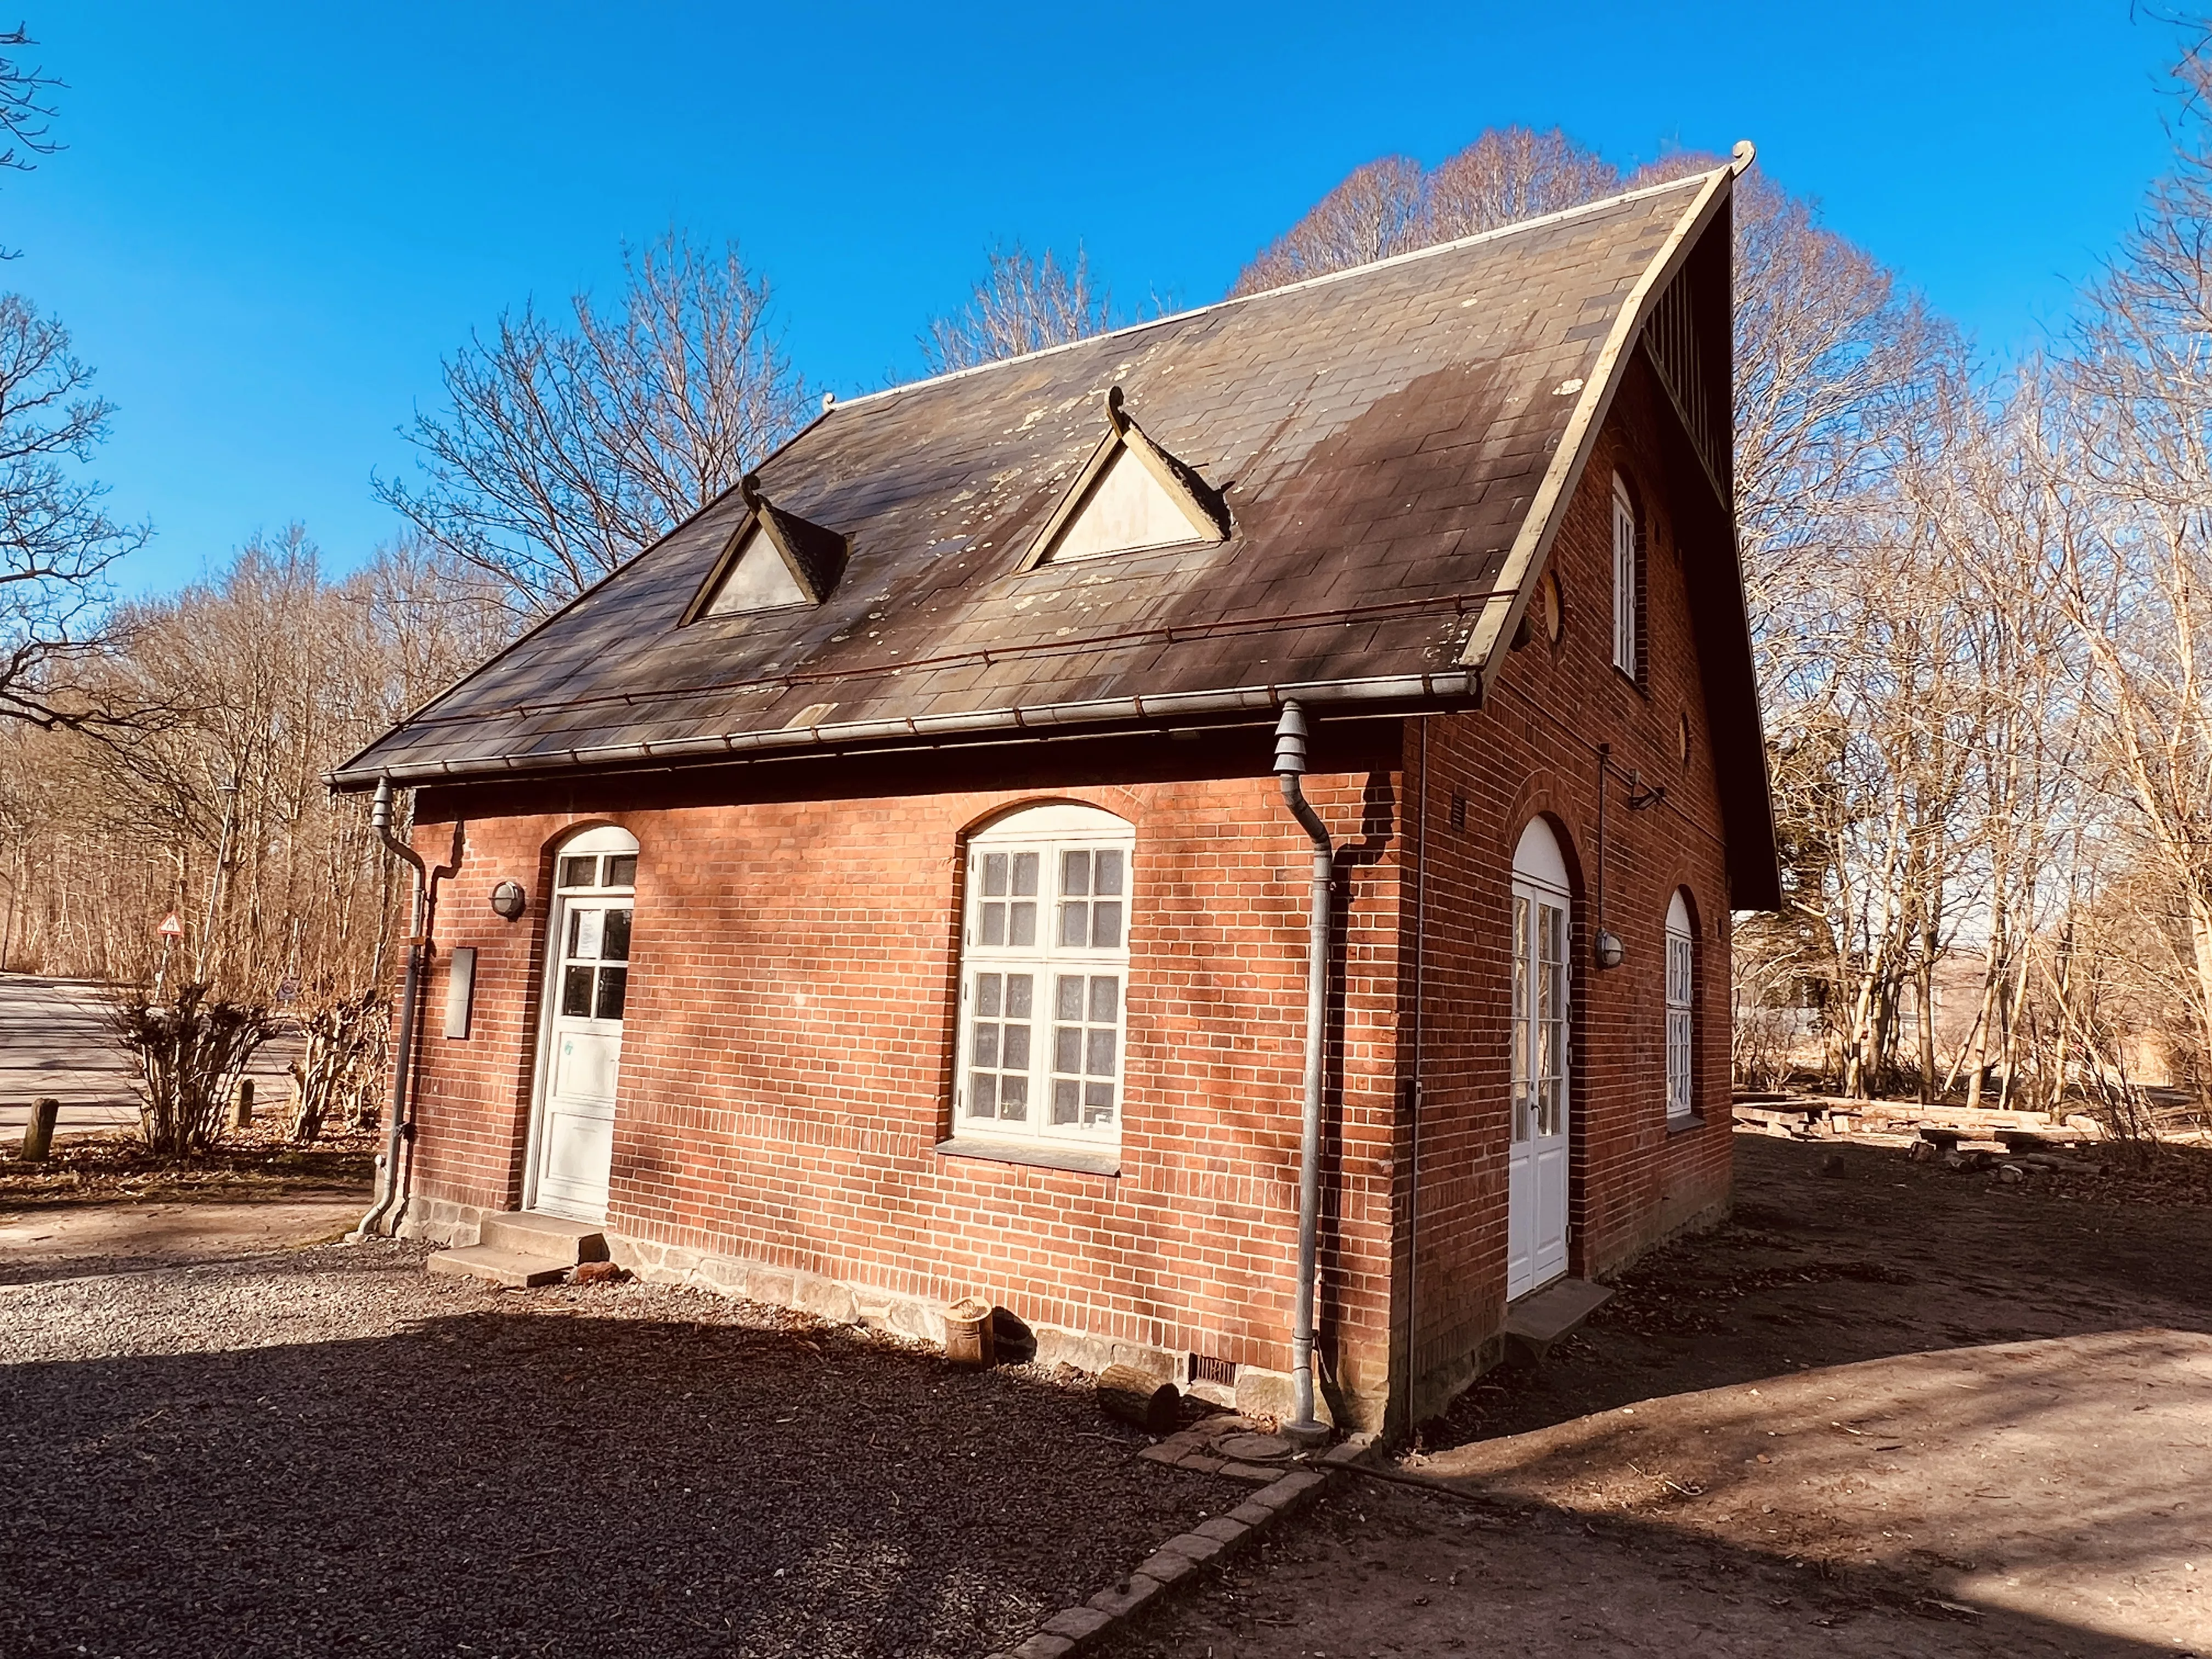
[109,983,280,1157]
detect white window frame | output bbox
[1666,891,1695,1122]
[955,803,1133,1149]
[1611,475,1639,679]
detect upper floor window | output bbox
[1666,890,1695,1122]
[1611,475,1639,679]
[956,803,1133,1148]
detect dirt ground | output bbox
[1108,1133,2212,1658]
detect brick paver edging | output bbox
[984,1431,1378,1659]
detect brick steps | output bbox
[425,1212,608,1289]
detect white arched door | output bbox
[527,827,637,1222]
[1507,820,1571,1300]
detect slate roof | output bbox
[338,165,1762,865]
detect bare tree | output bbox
[1425,127,1620,240]
[921,242,1114,373]
[0,294,149,727]
[377,230,809,618]
[0,24,59,257]
[1231,156,1428,296]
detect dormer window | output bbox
[1019,386,1229,571]
[684,475,849,622]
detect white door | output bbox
[529,836,636,1222]
[1507,823,1571,1300]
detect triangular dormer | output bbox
[1018,386,1230,571]
[684,476,850,622]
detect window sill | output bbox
[1666,1112,1705,1136]
[933,1137,1121,1178]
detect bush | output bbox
[289,989,388,1143]
[109,983,280,1157]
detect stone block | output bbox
[1319,1436,1375,1469]
[1136,1549,1197,1587]
[693,1254,751,1294]
[746,1269,796,1307]
[1219,1460,1279,1482]
[1233,1365,1300,1422]
[1110,1342,1177,1383]
[1086,1574,1167,1618]
[1193,1517,1250,1547]
[1159,1531,1226,1566]
[1136,1443,1183,1466]
[1227,1499,1277,1527]
[1035,1327,1114,1373]
[659,1245,703,1280]
[1011,1636,1074,1659]
[1177,1453,1225,1474]
[796,1277,861,1325]
[1040,1606,1110,1641]
[887,1298,943,1343]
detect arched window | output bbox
[1666,890,1695,1122]
[1611,473,1639,679]
[957,803,1133,1148]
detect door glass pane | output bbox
[558,855,597,889]
[605,854,637,888]
[595,966,628,1020]
[572,909,605,959]
[602,908,632,962]
[561,965,594,1017]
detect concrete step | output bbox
[426,1244,574,1290]
[1504,1277,1613,1367]
[477,1211,609,1265]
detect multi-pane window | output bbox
[958,805,1133,1147]
[1611,476,1638,679]
[554,847,635,1023]
[1666,892,1695,1121]
[1511,890,1568,1144]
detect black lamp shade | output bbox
[489,880,528,921]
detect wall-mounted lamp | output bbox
[488,881,528,921]
[1593,929,1625,970]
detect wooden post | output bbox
[19,1096,58,1161]
[1097,1363,1180,1433]
[233,1076,254,1131]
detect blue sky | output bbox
[4,3,2190,593]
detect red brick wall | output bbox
[1393,357,1736,1414]
[408,769,1408,1419]
[398,354,1745,1432]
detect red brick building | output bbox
[339,160,1778,1435]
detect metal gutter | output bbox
[328,669,1481,791]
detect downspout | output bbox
[1404,716,1429,1440]
[356,778,427,1240]
[1273,701,1333,1445]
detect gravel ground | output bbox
[0,1242,1239,1658]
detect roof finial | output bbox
[740,472,764,511]
[822,391,836,413]
[1730,140,1756,177]
[1104,383,1129,433]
